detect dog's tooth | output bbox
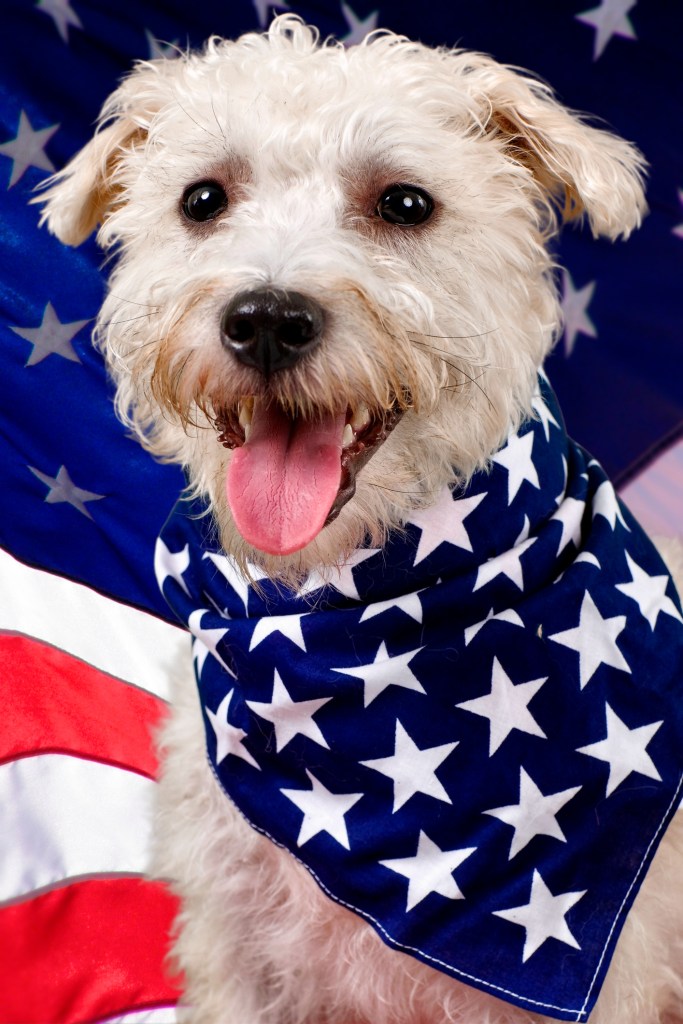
[238,398,254,429]
[350,404,370,431]
[243,422,252,443]
[342,423,355,448]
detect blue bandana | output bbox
[157,378,683,1022]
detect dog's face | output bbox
[39,16,646,578]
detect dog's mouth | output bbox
[216,397,404,556]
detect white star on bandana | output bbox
[361,720,457,812]
[494,870,586,961]
[484,768,582,859]
[408,488,487,564]
[548,590,630,688]
[281,771,363,849]
[246,670,331,752]
[491,431,541,504]
[249,611,308,651]
[332,641,425,707]
[457,658,547,755]
[380,831,477,911]
[592,479,631,531]
[577,704,663,796]
[473,535,537,593]
[616,552,683,630]
[154,537,190,597]
[188,608,234,678]
[206,689,260,770]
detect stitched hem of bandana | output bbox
[204,750,683,1022]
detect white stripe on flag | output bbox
[97,1009,178,1024]
[0,547,185,699]
[0,753,155,902]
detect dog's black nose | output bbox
[220,288,324,375]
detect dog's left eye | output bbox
[182,181,228,222]
[376,185,434,226]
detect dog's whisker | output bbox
[368,482,430,497]
[407,328,500,341]
[210,97,228,145]
[106,293,161,309]
[102,313,159,326]
[408,340,494,409]
[174,96,225,143]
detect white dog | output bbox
[39,16,683,1024]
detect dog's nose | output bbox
[220,288,324,375]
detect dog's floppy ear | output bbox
[464,54,647,239]
[36,62,167,246]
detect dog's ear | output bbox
[463,55,647,239]
[35,62,166,246]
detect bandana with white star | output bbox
[157,378,683,1022]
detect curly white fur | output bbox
[38,15,682,1024]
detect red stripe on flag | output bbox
[0,634,167,777]
[0,878,182,1024]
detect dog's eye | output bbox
[182,181,228,222]
[376,185,433,226]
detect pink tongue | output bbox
[226,404,346,556]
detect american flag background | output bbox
[0,2,681,1023]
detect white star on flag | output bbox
[332,641,425,707]
[145,30,180,60]
[246,670,331,752]
[380,831,476,911]
[9,302,89,365]
[205,690,260,770]
[674,189,683,240]
[560,269,597,356]
[154,537,190,596]
[188,608,234,678]
[548,589,630,688]
[615,552,683,630]
[36,0,83,43]
[0,110,59,188]
[592,479,631,531]
[491,431,540,505]
[28,464,105,519]
[252,0,290,28]
[359,591,423,623]
[577,703,663,796]
[464,608,524,647]
[531,393,560,442]
[340,2,380,45]
[407,488,487,565]
[494,870,586,961]
[361,720,457,812]
[473,535,536,592]
[281,771,363,849]
[457,658,547,755]
[249,611,307,651]
[484,768,582,859]
[576,0,638,60]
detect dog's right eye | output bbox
[182,181,228,222]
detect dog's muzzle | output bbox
[220,287,325,376]
[215,286,405,557]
